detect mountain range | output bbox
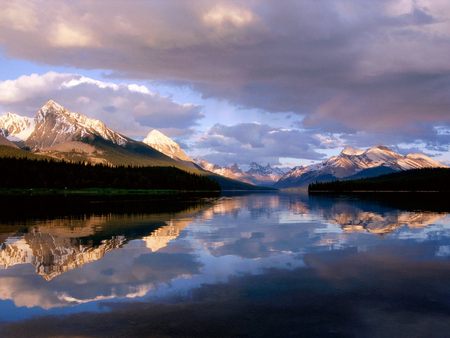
[0,100,446,189]
[1,100,181,167]
[276,146,446,188]
[195,160,289,186]
[0,100,267,190]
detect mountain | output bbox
[0,135,18,148]
[0,112,35,142]
[196,160,289,186]
[196,160,253,184]
[140,131,274,188]
[27,100,128,149]
[276,145,447,188]
[0,100,190,168]
[0,100,264,190]
[143,129,192,162]
[246,162,289,185]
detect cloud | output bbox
[0,0,38,32]
[0,72,203,138]
[196,123,329,165]
[50,22,98,48]
[0,251,201,309]
[0,1,449,150]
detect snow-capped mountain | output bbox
[195,159,253,184]
[27,100,128,149]
[196,160,289,186]
[246,162,289,184]
[0,100,192,167]
[143,129,192,162]
[276,145,447,188]
[0,112,35,141]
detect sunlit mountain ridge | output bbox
[276,145,447,188]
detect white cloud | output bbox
[0,72,203,138]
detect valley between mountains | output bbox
[0,100,447,191]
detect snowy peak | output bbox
[195,159,290,186]
[27,100,128,149]
[196,160,253,184]
[247,162,288,176]
[142,129,192,162]
[0,112,35,141]
[276,145,447,188]
[37,99,65,121]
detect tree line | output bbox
[308,168,450,192]
[0,157,220,191]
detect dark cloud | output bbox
[0,0,449,151]
[196,123,327,165]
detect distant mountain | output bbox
[246,162,289,185]
[196,160,253,184]
[143,129,192,162]
[195,160,289,186]
[276,145,447,188]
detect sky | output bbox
[0,0,449,167]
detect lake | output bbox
[0,193,449,337]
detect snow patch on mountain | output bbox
[142,129,192,162]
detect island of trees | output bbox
[308,168,450,193]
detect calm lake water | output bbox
[0,193,449,337]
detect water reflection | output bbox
[0,193,448,322]
[308,195,448,234]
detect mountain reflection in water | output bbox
[0,193,449,337]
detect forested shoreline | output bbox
[0,157,220,191]
[308,168,450,193]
